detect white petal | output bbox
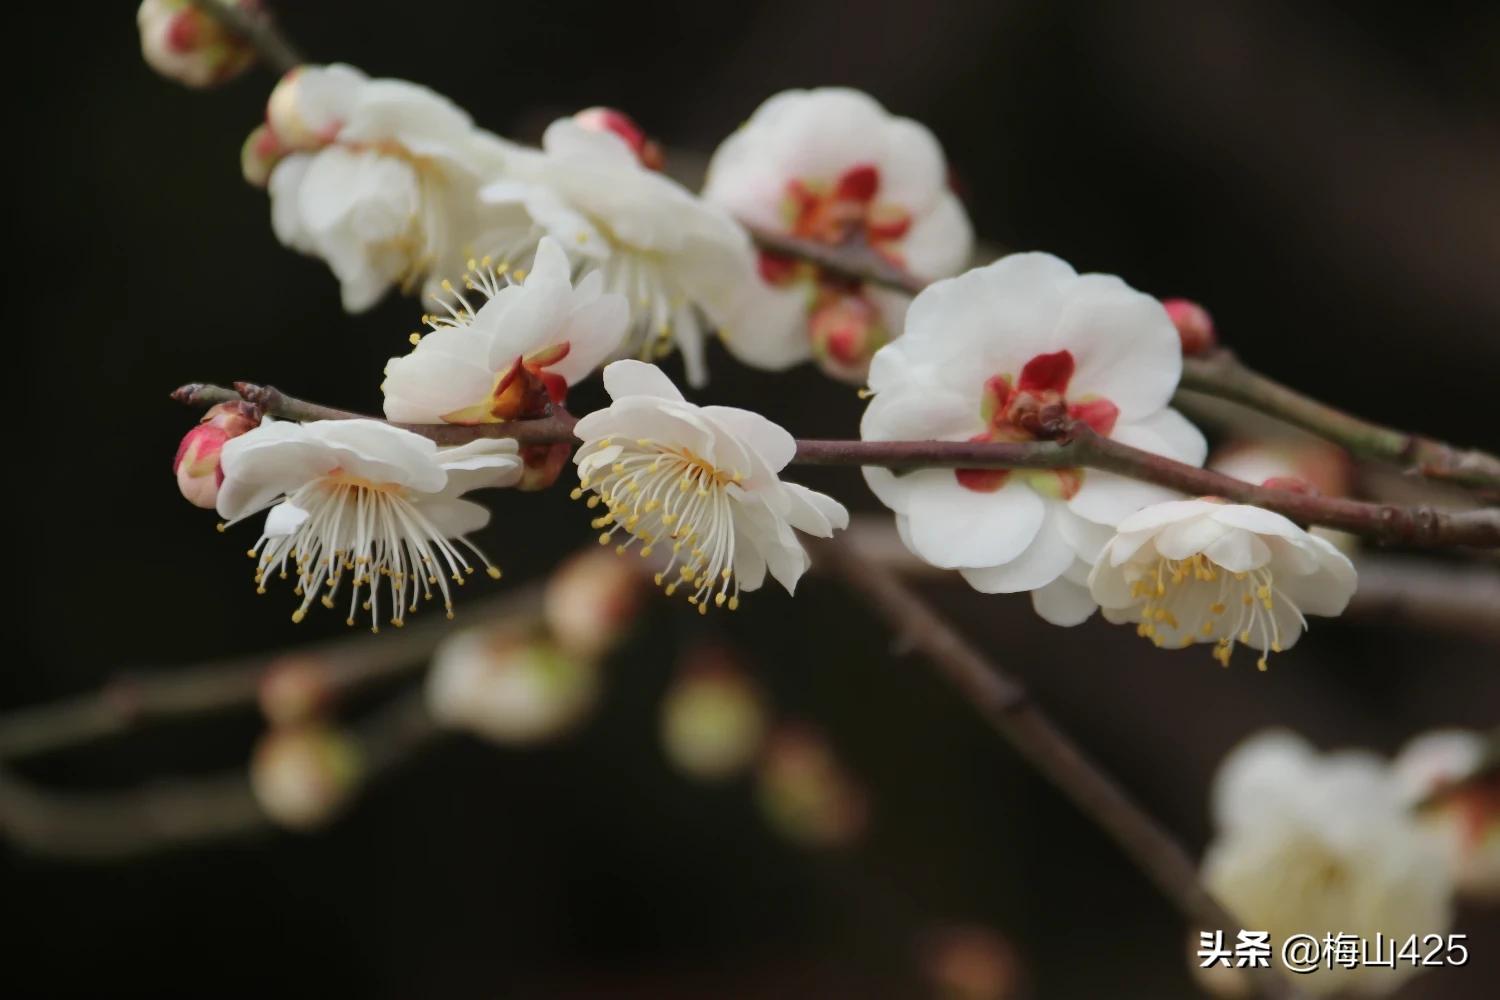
[1030,576,1098,626]
[904,475,1045,570]
[602,359,685,402]
[1051,273,1181,422]
[959,502,1076,593]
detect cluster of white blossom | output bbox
[160,57,1364,663]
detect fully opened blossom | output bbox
[258,64,530,312]
[861,253,1207,625]
[704,88,973,382]
[1088,499,1356,668]
[138,0,257,89]
[382,236,628,422]
[571,361,848,612]
[1202,731,1452,997]
[482,113,762,387]
[216,419,522,630]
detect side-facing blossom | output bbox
[1202,731,1453,997]
[216,419,522,630]
[1088,499,1357,668]
[382,236,628,422]
[571,361,849,611]
[258,64,531,312]
[704,88,973,382]
[1393,730,1500,898]
[861,253,1207,625]
[482,113,762,386]
[138,0,257,89]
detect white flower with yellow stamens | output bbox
[570,360,848,611]
[1088,498,1357,668]
[381,236,628,423]
[482,113,763,387]
[216,419,522,631]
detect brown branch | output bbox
[187,0,303,76]
[747,226,929,296]
[174,383,1497,549]
[1180,350,1500,492]
[0,586,540,762]
[811,535,1299,1000]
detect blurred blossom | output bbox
[426,625,599,744]
[862,252,1206,626]
[1210,439,1359,553]
[544,547,647,661]
[258,656,333,728]
[137,0,258,89]
[1089,499,1356,669]
[1201,730,1453,997]
[1161,297,1217,355]
[173,401,260,509]
[573,107,664,171]
[704,87,972,383]
[755,723,867,848]
[240,123,285,187]
[250,723,362,830]
[660,651,768,781]
[919,925,1022,1000]
[1393,730,1500,899]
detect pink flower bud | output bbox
[173,402,259,509]
[137,0,258,89]
[808,292,888,383]
[241,124,286,188]
[660,652,768,781]
[259,656,333,727]
[755,723,868,848]
[574,107,665,171]
[250,723,362,830]
[1161,297,1217,355]
[543,548,647,660]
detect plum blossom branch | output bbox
[747,224,929,296]
[186,0,303,75]
[174,382,1498,549]
[811,535,1300,1000]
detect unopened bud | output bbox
[241,124,287,188]
[544,547,647,660]
[426,625,599,745]
[755,723,868,848]
[517,441,571,492]
[259,656,333,727]
[250,723,362,830]
[137,0,259,89]
[1162,297,1217,355]
[919,926,1023,1000]
[574,107,665,171]
[173,401,260,509]
[660,652,768,781]
[809,293,888,384]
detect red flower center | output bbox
[953,350,1119,498]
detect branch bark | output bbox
[811,535,1300,1000]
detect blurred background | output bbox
[6,1,1499,996]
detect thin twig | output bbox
[747,226,929,296]
[188,0,303,76]
[0,586,540,762]
[175,382,1499,549]
[1180,351,1500,492]
[812,535,1300,1000]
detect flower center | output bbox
[781,164,912,251]
[1128,553,1292,670]
[244,475,499,633]
[954,350,1119,499]
[572,438,745,614]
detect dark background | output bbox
[6,1,1499,996]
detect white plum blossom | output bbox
[261,64,532,312]
[138,0,256,89]
[861,252,1207,625]
[216,418,522,630]
[1392,730,1500,898]
[381,236,628,423]
[704,88,973,382]
[571,361,849,611]
[482,113,763,387]
[1089,499,1357,668]
[1203,731,1453,997]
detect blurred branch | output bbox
[0,688,441,862]
[843,516,1500,644]
[174,383,1500,549]
[0,586,540,762]
[812,535,1300,1000]
[748,227,929,295]
[188,0,303,75]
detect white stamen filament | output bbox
[1127,553,1304,670]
